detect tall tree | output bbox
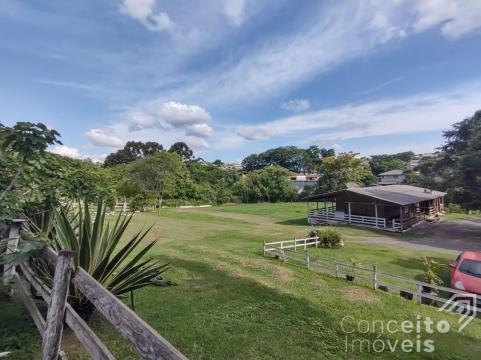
[168,142,193,161]
[369,154,407,175]
[438,110,481,209]
[235,166,296,203]
[104,141,163,167]
[241,146,334,173]
[316,152,376,193]
[129,152,188,209]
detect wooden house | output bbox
[305,185,446,232]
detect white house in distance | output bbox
[378,170,405,185]
[290,173,319,193]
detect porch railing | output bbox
[308,209,386,228]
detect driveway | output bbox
[350,217,481,254]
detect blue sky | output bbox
[1,0,481,163]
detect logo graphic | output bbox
[438,293,478,332]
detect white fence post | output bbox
[2,219,25,285]
[373,266,378,289]
[416,283,422,304]
[262,240,266,256]
[280,242,284,260]
[335,262,340,278]
[305,250,310,270]
[294,237,297,252]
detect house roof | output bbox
[304,185,446,206]
[378,169,404,176]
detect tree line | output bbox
[1,110,480,222]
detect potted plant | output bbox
[420,257,443,305]
[346,257,359,281]
[400,290,414,300]
[378,284,389,292]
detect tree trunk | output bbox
[0,167,22,201]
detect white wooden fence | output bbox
[263,238,481,313]
[308,209,387,228]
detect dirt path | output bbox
[350,217,481,254]
[171,208,277,226]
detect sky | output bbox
[1,0,481,163]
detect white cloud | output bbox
[127,111,158,131]
[85,129,123,147]
[236,81,481,143]
[185,123,214,138]
[280,99,310,112]
[120,0,173,32]
[127,100,213,137]
[152,1,481,109]
[51,145,82,158]
[224,0,245,26]
[50,145,105,163]
[411,0,481,38]
[185,137,210,151]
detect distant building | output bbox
[289,173,319,193]
[221,163,243,170]
[378,170,405,185]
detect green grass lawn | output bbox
[2,202,481,359]
[445,212,481,221]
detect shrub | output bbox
[35,201,169,319]
[308,228,344,248]
[447,203,463,213]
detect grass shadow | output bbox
[276,217,307,226]
[390,256,452,284]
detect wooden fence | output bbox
[2,220,188,360]
[263,237,481,313]
[308,209,387,229]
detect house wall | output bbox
[379,174,406,185]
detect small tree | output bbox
[168,142,193,161]
[129,152,188,209]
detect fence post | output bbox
[42,250,74,360]
[373,266,378,290]
[262,240,266,256]
[294,237,297,252]
[335,262,340,278]
[305,250,310,270]
[280,242,284,260]
[416,282,422,305]
[2,219,25,285]
[304,238,307,250]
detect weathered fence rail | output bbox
[264,238,481,314]
[2,220,188,360]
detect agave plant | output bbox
[44,201,168,319]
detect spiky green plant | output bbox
[47,201,168,318]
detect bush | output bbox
[446,203,464,213]
[308,228,344,248]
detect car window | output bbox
[459,259,481,278]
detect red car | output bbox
[450,251,481,295]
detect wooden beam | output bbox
[19,263,115,360]
[347,202,352,224]
[399,206,404,231]
[42,251,74,360]
[71,267,188,360]
[15,273,46,335]
[2,219,25,285]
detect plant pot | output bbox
[421,286,435,305]
[400,290,413,300]
[378,285,389,292]
[346,274,355,282]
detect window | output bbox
[459,259,481,278]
